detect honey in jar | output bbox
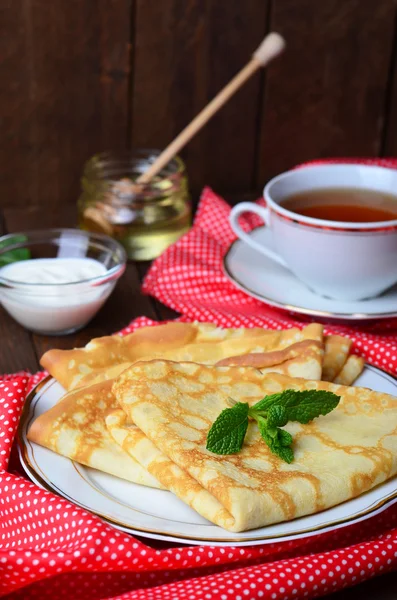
[78,150,192,261]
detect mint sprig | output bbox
[206,401,249,455]
[206,389,340,463]
[0,235,30,267]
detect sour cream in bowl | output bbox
[0,229,126,335]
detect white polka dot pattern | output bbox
[142,166,397,377]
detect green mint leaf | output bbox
[249,392,286,414]
[256,420,279,448]
[251,389,340,425]
[206,402,249,455]
[271,444,294,464]
[274,389,340,424]
[262,423,278,440]
[256,415,271,440]
[278,428,293,447]
[256,416,294,463]
[266,404,288,428]
[0,235,30,267]
[207,389,340,462]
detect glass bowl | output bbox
[0,229,126,335]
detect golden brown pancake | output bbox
[112,360,397,532]
[334,355,366,386]
[322,335,352,382]
[40,322,324,390]
[27,380,163,489]
[28,329,325,489]
[28,323,327,490]
[216,338,323,380]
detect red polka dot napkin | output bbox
[143,158,397,378]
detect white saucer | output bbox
[223,227,397,322]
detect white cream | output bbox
[0,258,114,334]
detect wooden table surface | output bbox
[0,208,396,599]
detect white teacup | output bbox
[229,164,397,301]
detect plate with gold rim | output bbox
[223,227,397,321]
[18,367,397,547]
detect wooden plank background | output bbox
[1,0,397,210]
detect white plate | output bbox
[18,366,397,546]
[223,227,397,321]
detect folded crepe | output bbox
[27,380,164,489]
[28,329,326,490]
[322,335,352,382]
[40,322,324,390]
[111,360,397,532]
[322,335,364,385]
[334,355,366,386]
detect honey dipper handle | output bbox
[136,33,286,185]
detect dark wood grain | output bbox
[3,0,397,208]
[0,211,39,373]
[4,205,77,232]
[0,0,131,209]
[0,305,39,374]
[131,0,269,196]
[255,0,397,185]
[381,7,397,155]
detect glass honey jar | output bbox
[78,150,192,261]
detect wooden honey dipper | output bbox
[136,32,286,185]
[83,33,285,232]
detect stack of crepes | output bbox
[27,320,397,533]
